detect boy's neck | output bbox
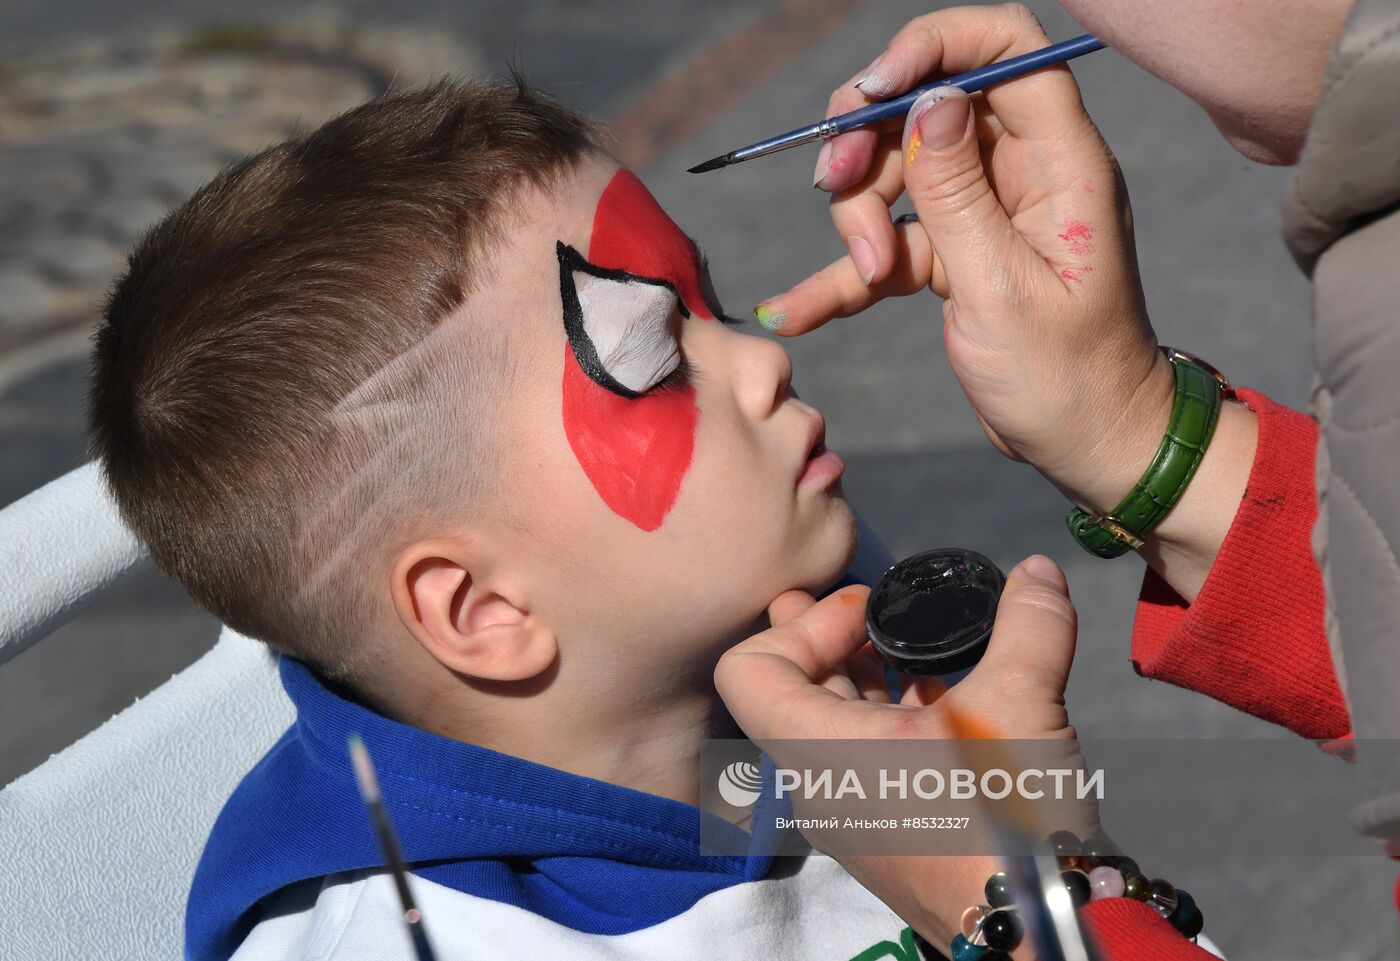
[378,631,753,808]
[507,687,744,807]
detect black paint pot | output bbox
[865,548,1006,675]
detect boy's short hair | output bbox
[89,78,602,681]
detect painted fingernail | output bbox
[1021,554,1068,591]
[754,303,786,331]
[911,87,970,157]
[904,89,945,166]
[846,236,876,286]
[812,141,833,189]
[855,56,895,98]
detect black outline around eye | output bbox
[557,241,688,399]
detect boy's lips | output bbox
[797,413,844,490]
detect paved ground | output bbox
[0,1,1394,958]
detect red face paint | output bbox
[588,170,713,321]
[560,170,709,531]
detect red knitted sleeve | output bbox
[1130,388,1350,740]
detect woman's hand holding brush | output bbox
[757,3,1257,600]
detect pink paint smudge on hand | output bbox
[1057,220,1094,256]
[1060,265,1094,283]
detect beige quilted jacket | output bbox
[1283,0,1400,840]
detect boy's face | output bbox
[462,155,856,679]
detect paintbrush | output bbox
[688,33,1106,174]
[941,703,1103,961]
[348,734,439,961]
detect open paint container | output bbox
[865,548,1006,676]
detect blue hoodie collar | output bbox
[185,657,772,961]
[186,514,891,961]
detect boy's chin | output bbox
[705,511,861,670]
[787,499,860,596]
[708,502,859,653]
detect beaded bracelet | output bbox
[948,831,1205,960]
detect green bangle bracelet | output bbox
[1066,348,1232,559]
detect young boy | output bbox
[89,79,914,960]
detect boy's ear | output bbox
[391,539,557,682]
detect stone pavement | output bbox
[0,2,1394,957]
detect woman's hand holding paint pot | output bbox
[717,556,1080,746]
[758,4,1258,599]
[715,555,1089,950]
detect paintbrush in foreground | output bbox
[940,702,1103,961]
[348,734,439,961]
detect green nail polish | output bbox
[754,304,786,331]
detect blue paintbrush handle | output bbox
[830,33,1106,134]
[691,33,1107,171]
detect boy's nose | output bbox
[733,333,794,419]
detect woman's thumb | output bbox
[902,87,1023,288]
[974,555,1078,695]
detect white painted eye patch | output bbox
[557,242,687,398]
[575,272,679,394]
